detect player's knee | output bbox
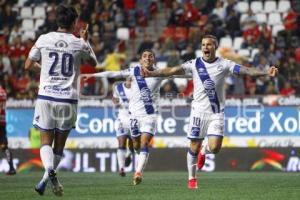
[209,144,221,154]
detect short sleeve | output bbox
[181,59,194,74]
[225,59,241,75]
[28,35,43,61]
[119,68,131,78]
[112,85,119,98]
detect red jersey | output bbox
[0,86,6,125]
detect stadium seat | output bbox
[236,1,249,13]
[20,7,32,19]
[256,13,267,24]
[250,48,259,61]
[161,27,175,41]
[174,27,188,42]
[33,7,46,19]
[272,24,284,36]
[238,49,250,57]
[263,1,277,13]
[157,61,167,69]
[240,13,248,24]
[34,19,44,31]
[268,13,282,26]
[233,37,244,50]
[277,1,291,13]
[16,0,27,8]
[219,37,233,48]
[116,28,130,40]
[22,31,36,41]
[195,50,202,57]
[21,19,34,31]
[250,1,263,13]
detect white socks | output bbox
[187,150,198,180]
[117,148,126,171]
[40,145,54,172]
[136,150,149,173]
[40,146,62,183]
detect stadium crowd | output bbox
[0,0,299,99]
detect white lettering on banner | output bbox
[83,153,95,172]
[269,112,300,133]
[73,153,81,172]
[269,112,283,132]
[201,154,215,172]
[286,157,300,171]
[76,113,117,134]
[0,159,19,172]
[164,118,176,133]
[227,112,260,133]
[95,153,110,172]
[111,153,117,172]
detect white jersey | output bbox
[182,57,241,113]
[28,32,92,103]
[113,82,131,118]
[115,65,163,117]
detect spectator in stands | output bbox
[160,80,178,98]
[225,9,241,39]
[283,8,298,33]
[2,4,17,29]
[181,45,196,62]
[280,81,296,96]
[167,1,184,26]
[137,34,154,55]
[241,9,257,31]
[167,49,180,68]
[99,48,126,72]
[258,23,272,50]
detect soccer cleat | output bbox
[119,168,126,177]
[188,178,198,189]
[125,155,132,167]
[197,152,206,170]
[5,168,16,175]
[35,180,47,196]
[133,172,142,185]
[48,170,63,196]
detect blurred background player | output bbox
[112,78,134,177]
[85,49,163,185]
[141,34,278,189]
[0,78,16,175]
[24,4,97,196]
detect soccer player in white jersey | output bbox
[85,49,163,185]
[142,35,278,189]
[112,78,134,177]
[24,4,97,196]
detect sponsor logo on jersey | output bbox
[203,79,215,90]
[55,40,68,48]
[140,87,151,101]
[197,68,208,75]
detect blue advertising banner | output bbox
[6,106,300,138]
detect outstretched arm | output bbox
[142,66,185,77]
[239,66,278,77]
[83,70,129,79]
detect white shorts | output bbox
[130,114,157,138]
[115,117,131,137]
[187,109,224,140]
[33,99,77,132]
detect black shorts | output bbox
[0,125,8,145]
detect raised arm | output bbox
[83,70,130,79]
[142,66,185,77]
[239,66,278,77]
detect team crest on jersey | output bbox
[140,87,151,101]
[203,79,215,90]
[55,40,68,48]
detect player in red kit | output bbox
[0,79,16,175]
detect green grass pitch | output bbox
[1,172,300,200]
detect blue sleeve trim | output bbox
[233,65,241,74]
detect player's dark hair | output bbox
[202,35,218,48]
[56,4,78,29]
[140,49,156,59]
